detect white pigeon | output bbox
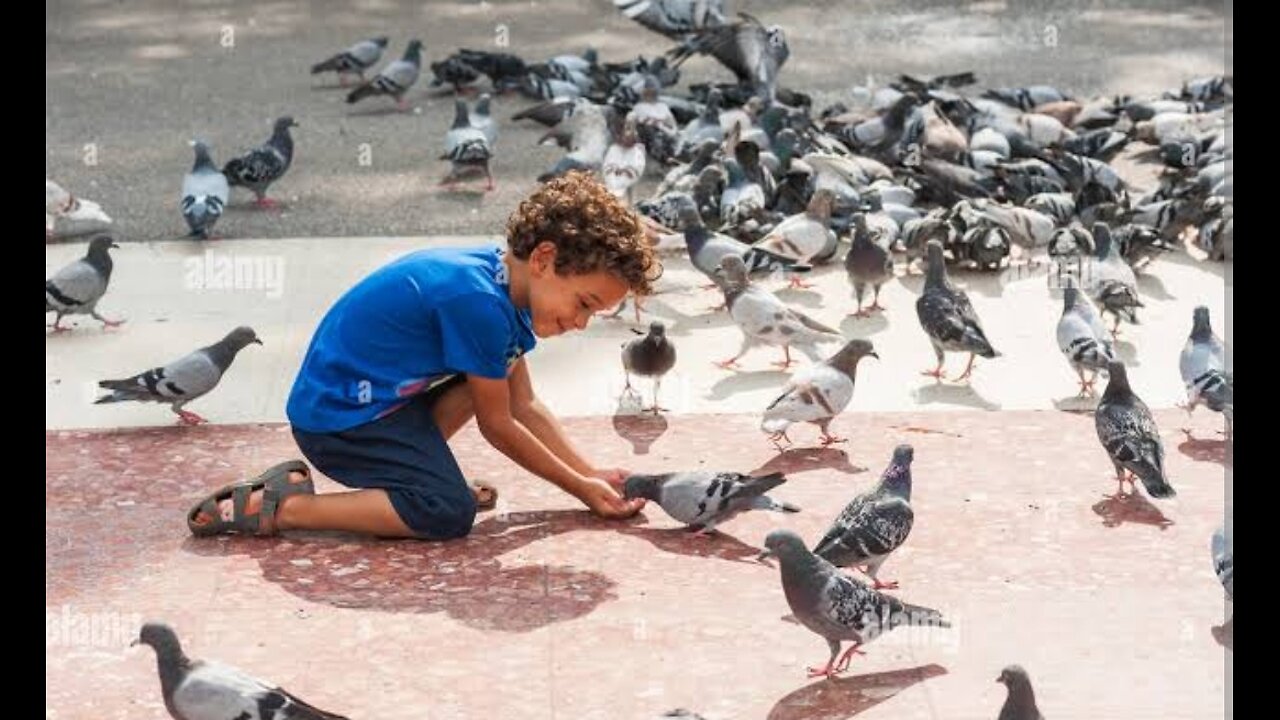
[715,254,843,369]
[760,338,878,448]
[602,117,646,203]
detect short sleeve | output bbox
[435,294,516,379]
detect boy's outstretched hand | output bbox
[581,468,645,519]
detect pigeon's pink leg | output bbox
[772,346,796,369]
[834,644,865,673]
[176,409,208,426]
[806,662,838,679]
[769,431,792,452]
[920,361,946,379]
[254,197,280,210]
[819,432,847,447]
[867,288,886,312]
[714,356,743,370]
[396,96,410,111]
[871,578,899,590]
[788,274,815,290]
[954,353,978,382]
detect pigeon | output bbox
[667,13,790,102]
[346,39,424,109]
[429,56,484,94]
[763,528,950,678]
[310,36,389,86]
[537,100,612,182]
[1179,306,1232,428]
[810,444,915,589]
[759,338,879,448]
[996,665,1045,720]
[223,116,298,208]
[623,470,798,535]
[46,235,123,331]
[716,254,843,369]
[621,321,677,413]
[1085,223,1143,334]
[440,98,494,191]
[463,92,496,144]
[133,622,351,720]
[615,0,727,38]
[1094,361,1175,499]
[454,48,530,92]
[1056,279,1116,396]
[751,188,839,289]
[181,140,229,239]
[1212,523,1233,600]
[916,240,999,381]
[602,116,646,203]
[94,326,263,425]
[846,213,895,316]
[659,711,709,720]
[676,196,802,283]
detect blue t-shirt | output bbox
[287,245,536,433]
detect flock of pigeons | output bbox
[49,1,1233,718]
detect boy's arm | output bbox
[506,358,605,479]
[468,372,642,519]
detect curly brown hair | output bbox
[506,171,661,295]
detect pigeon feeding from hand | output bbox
[46,235,123,331]
[760,338,878,449]
[763,528,950,678]
[311,36,389,87]
[916,240,999,381]
[133,622,351,720]
[621,321,677,414]
[95,326,263,425]
[1094,361,1176,499]
[181,140,229,239]
[811,444,915,590]
[623,470,798,536]
[223,117,298,209]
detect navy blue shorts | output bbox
[292,375,476,539]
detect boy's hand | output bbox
[578,477,645,519]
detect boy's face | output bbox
[526,242,629,337]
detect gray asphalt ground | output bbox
[46,0,1230,242]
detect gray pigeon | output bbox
[677,197,803,283]
[346,39,424,109]
[46,235,123,331]
[94,326,262,425]
[440,98,494,191]
[471,93,498,147]
[763,528,950,678]
[1212,523,1233,599]
[181,140,230,239]
[133,622,351,720]
[996,665,1045,720]
[717,254,842,369]
[811,444,915,590]
[223,117,298,208]
[751,188,839,289]
[668,13,790,102]
[916,240,999,381]
[1056,279,1115,397]
[846,213,894,317]
[310,36,389,86]
[1179,307,1232,429]
[621,321,678,414]
[1086,223,1143,334]
[623,470,798,535]
[1094,361,1175,499]
[615,0,727,38]
[760,338,878,448]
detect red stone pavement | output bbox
[46,410,1231,719]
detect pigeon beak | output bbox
[109,241,120,249]
[129,638,140,647]
[869,351,880,360]
[252,338,264,346]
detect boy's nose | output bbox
[573,311,590,330]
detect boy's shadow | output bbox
[766,664,948,719]
[1091,491,1174,530]
[181,509,617,633]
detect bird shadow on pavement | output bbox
[1114,339,1140,366]
[707,369,790,400]
[583,516,771,564]
[766,663,948,720]
[774,287,826,308]
[345,104,415,117]
[912,381,1001,410]
[1091,491,1174,530]
[1212,615,1233,650]
[612,411,670,455]
[1136,272,1176,301]
[839,312,889,338]
[1177,430,1229,466]
[1052,395,1099,414]
[180,509,619,632]
[751,447,866,476]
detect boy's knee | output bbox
[402,485,477,540]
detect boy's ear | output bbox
[529,240,558,277]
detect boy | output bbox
[188,172,660,539]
